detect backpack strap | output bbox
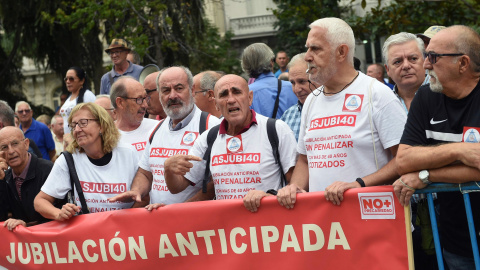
[272,79,282,118]
[266,118,286,187]
[199,111,210,134]
[62,151,89,214]
[202,124,220,193]
[149,119,165,144]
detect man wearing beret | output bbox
[100,38,143,94]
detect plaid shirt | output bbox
[280,102,303,141]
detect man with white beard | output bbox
[393,25,480,269]
[276,17,406,208]
[109,66,220,208]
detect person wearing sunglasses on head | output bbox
[100,39,143,95]
[34,102,140,221]
[59,66,96,137]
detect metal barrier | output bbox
[414,182,480,270]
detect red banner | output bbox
[0,187,412,270]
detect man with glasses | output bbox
[109,66,221,208]
[15,101,56,161]
[0,126,56,231]
[192,71,222,118]
[95,95,116,120]
[100,39,143,95]
[393,25,480,269]
[110,77,159,160]
[143,71,166,121]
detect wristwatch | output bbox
[419,170,431,185]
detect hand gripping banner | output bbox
[0,186,412,270]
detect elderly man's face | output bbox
[121,80,148,125]
[423,29,459,94]
[16,103,32,124]
[0,127,29,169]
[367,65,383,82]
[144,73,165,117]
[289,62,310,104]
[304,26,337,86]
[385,40,425,90]
[94,97,116,120]
[51,117,64,137]
[158,67,194,120]
[215,75,253,129]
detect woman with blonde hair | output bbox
[34,103,139,220]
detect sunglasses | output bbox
[423,52,464,65]
[64,76,76,82]
[17,109,31,114]
[108,50,126,56]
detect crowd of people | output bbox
[1,17,479,269]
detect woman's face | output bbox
[70,108,102,152]
[65,69,85,93]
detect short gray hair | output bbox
[156,66,194,92]
[382,32,425,64]
[15,101,31,112]
[0,100,15,126]
[288,53,307,69]
[309,18,355,65]
[110,76,136,109]
[241,43,275,78]
[200,71,222,94]
[51,115,63,125]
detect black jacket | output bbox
[0,154,56,224]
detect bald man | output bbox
[95,95,116,120]
[143,71,166,120]
[0,127,55,230]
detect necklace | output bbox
[315,72,359,96]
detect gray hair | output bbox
[382,32,425,64]
[241,43,275,78]
[309,18,355,65]
[449,25,480,72]
[15,101,31,112]
[110,76,136,109]
[200,71,222,95]
[156,66,194,92]
[96,94,111,100]
[288,53,307,69]
[51,115,63,125]
[0,100,15,126]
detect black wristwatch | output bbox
[266,189,278,195]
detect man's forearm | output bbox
[364,158,399,186]
[289,154,309,191]
[396,143,459,175]
[429,164,480,184]
[131,169,153,198]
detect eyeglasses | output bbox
[17,109,31,114]
[145,88,157,95]
[194,89,209,95]
[424,51,464,65]
[69,119,98,130]
[108,50,126,56]
[122,96,151,105]
[64,76,76,82]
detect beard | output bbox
[427,70,443,93]
[308,55,337,86]
[161,95,194,120]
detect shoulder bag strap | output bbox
[272,79,282,118]
[202,124,220,193]
[266,118,286,187]
[62,151,89,214]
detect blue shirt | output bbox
[280,101,303,141]
[20,119,55,161]
[249,72,298,119]
[274,68,288,78]
[100,61,143,94]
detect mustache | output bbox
[167,98,183,107]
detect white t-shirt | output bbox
[59,90,97,134]
[41,143,138,212]
[119,118,159,160]
[298,72,407,191]
[139,108,220,205]
[186,113,297,200]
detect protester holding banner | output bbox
[162,74,297,212]
[277,17,406,208]
[34,103,139,220]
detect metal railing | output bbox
[414,182,480,270]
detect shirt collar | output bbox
[219,109,257,135]
[169,105,197,131]
[297,100,304,111]
[12,153,32,180]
